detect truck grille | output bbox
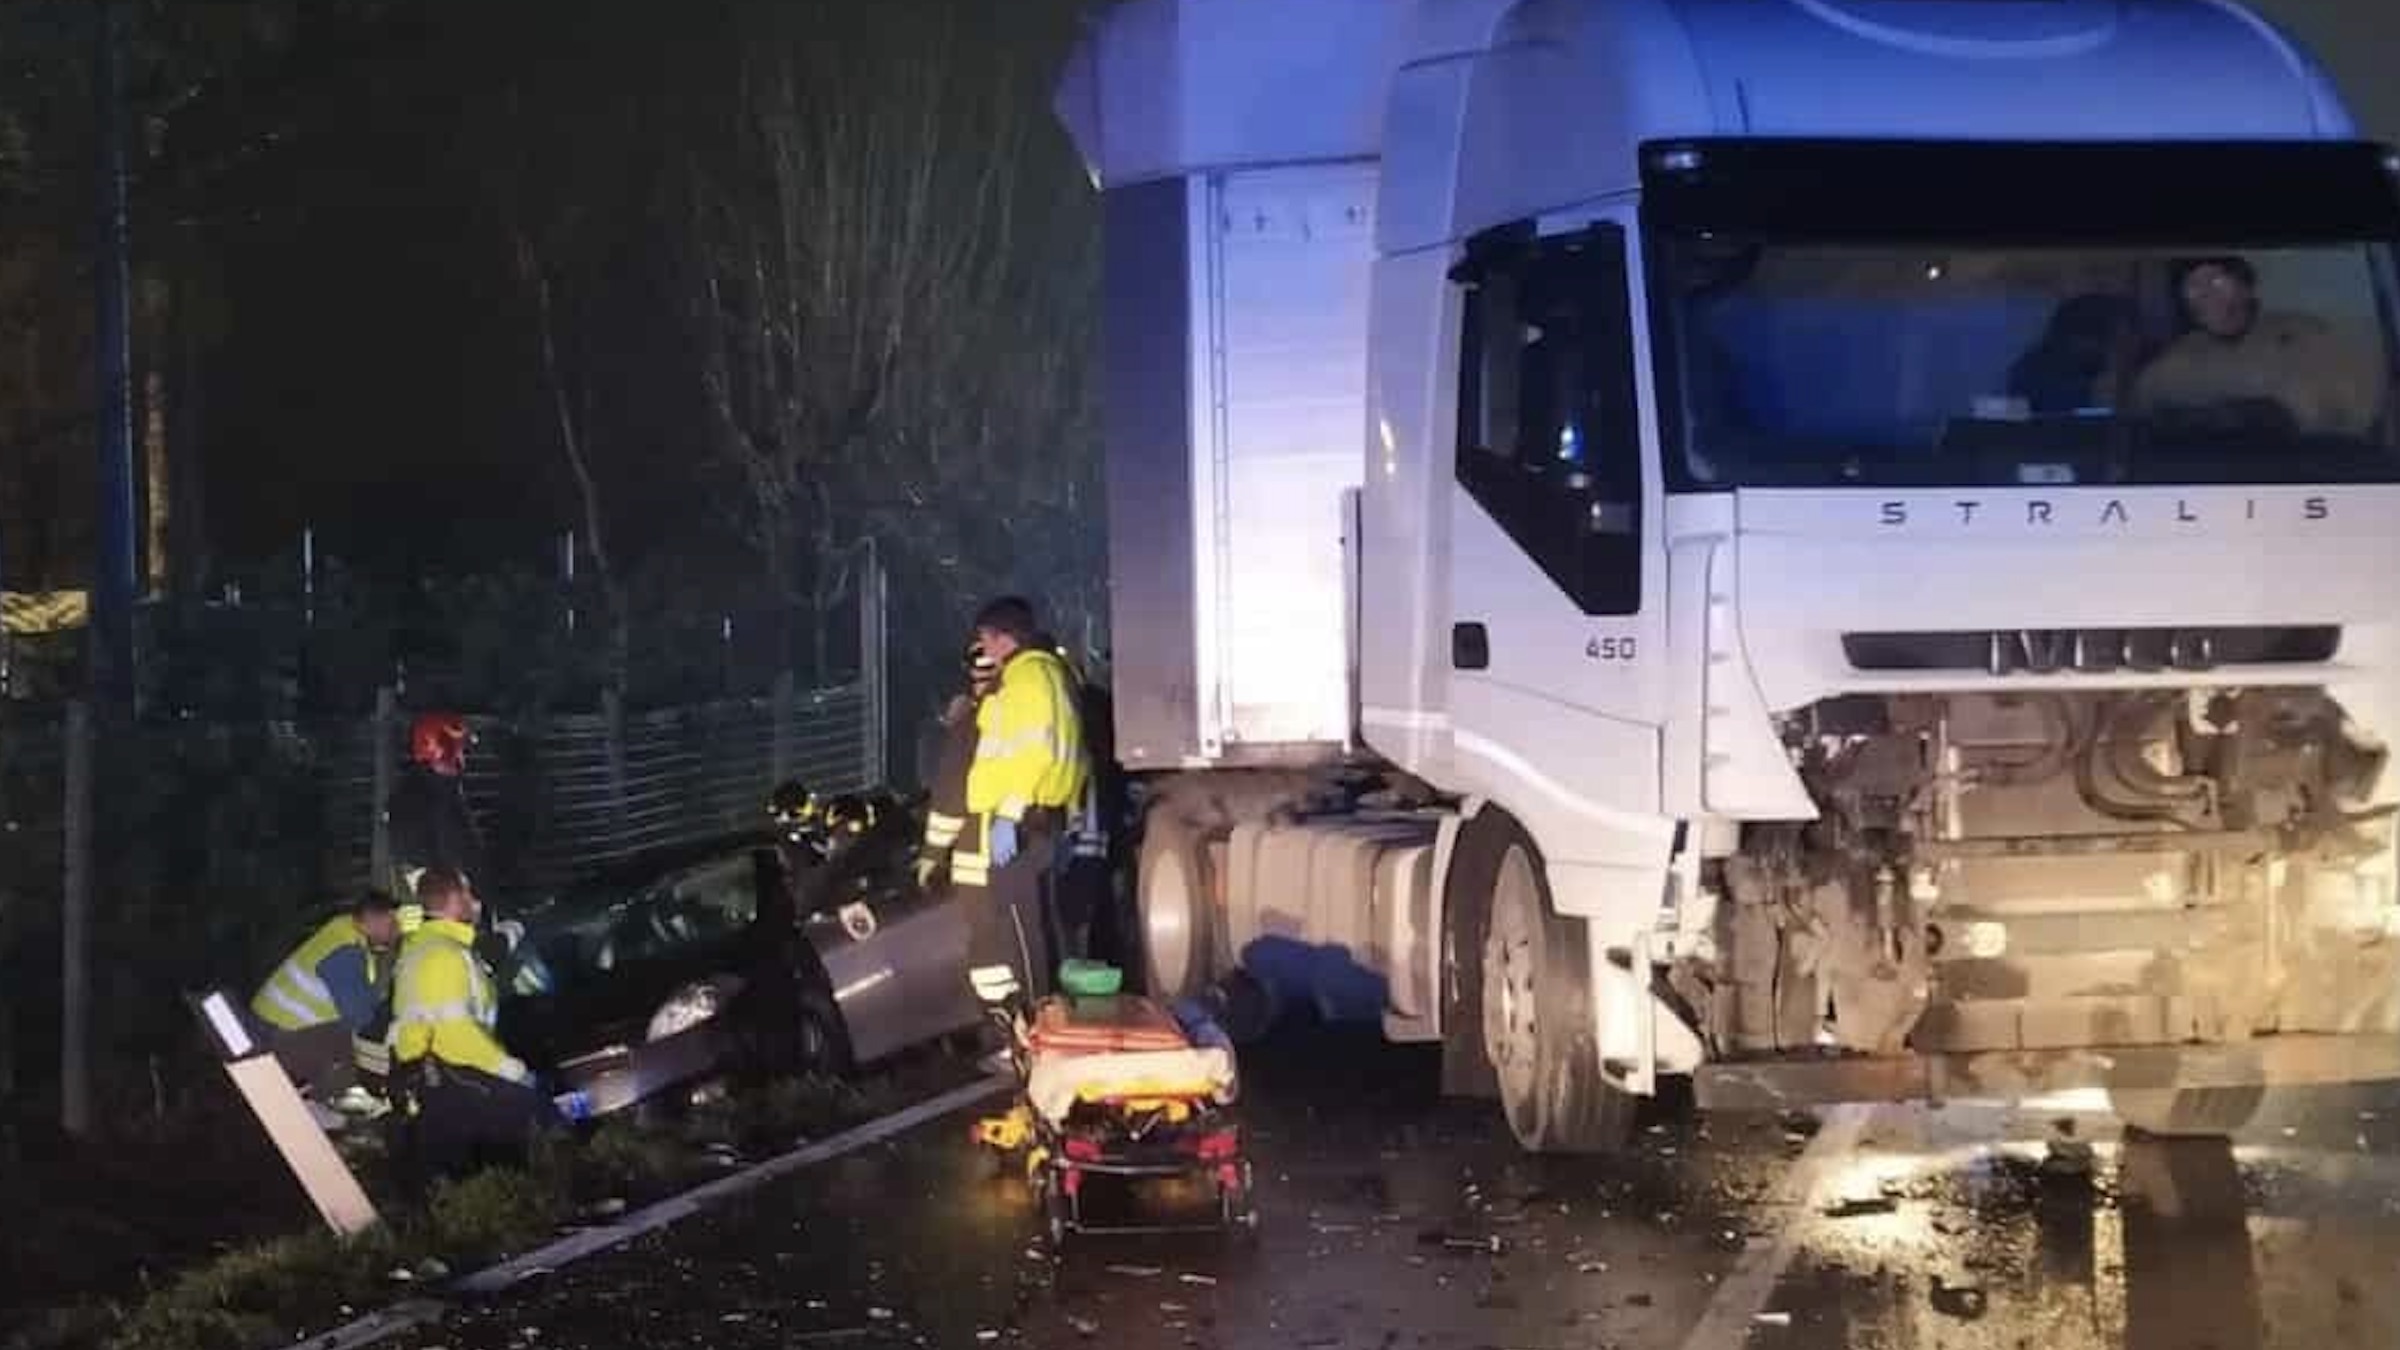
[1842,626,2340,674]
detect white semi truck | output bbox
[1053,0,2400,1150]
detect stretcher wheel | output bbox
[1217,1160,1259,1235]
[1040,1171,1072,1247]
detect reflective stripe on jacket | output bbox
[922,699,978,865]
[965,648,1088,824]
[391,917,531,1085]
[951,814,992,889]
[252,915,378,1032]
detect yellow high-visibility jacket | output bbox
[252,914,383,1032]
[965,648,1088,827]
[390,917,531,1085]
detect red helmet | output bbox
[408,712,473,775]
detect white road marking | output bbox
[290,1073,1011,1350]
[1677,1104,1877,1350]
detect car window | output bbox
[676,856,758,929]
[600,858,756,967]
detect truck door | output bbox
[1446,213,1668,835]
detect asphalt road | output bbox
[390,1026,2400,1350]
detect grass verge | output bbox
[7,1073,891,1350]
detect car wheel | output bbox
[792,970,854,1078]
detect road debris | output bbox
[1931,1276,1989,1320]
[1066,1314,1101,1337]
[1178,1272,1218,1286]
[1107,1264,1164,1278]
[1754,1311,1793,1328]
[1823,1195,1899,1219]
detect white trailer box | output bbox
[1057,0,1406,767]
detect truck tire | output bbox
[1440,814,1506,1100]
[1136,815,1215,999]
[2109,1085,2263,1138]
[1480,832,1637,1153]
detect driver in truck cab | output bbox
[2129,254,2389,437]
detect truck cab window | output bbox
[1456,224,1644,616]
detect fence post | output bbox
[858,540,887,789]
[369,686,396,892]
[60,699,93,1137]
[771,669,794,786]
[602,687,628,836]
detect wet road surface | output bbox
[392,1028,2400,1349]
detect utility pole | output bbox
[90,0,138,707]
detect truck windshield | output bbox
[1653,238,2400,489]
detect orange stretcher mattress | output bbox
[1026,995,1192,1057]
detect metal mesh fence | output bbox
[0,677,877,1119]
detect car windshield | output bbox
[1654,238,2400,488]
[511,853,760,994]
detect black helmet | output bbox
[767,779,819,836]
[823,792,879,837]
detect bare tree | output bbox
[514,227,631,693]
[680,0,1100,670]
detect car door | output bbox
[801,819,980,1061]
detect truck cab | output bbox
[1059,0,2400,1150]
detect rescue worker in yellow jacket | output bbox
[251,892,402,1103]
[959,597,1088,1023]
[390,867,553,1179]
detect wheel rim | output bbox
[794,1011,828,1074]
[1482,845,1541,1115]
[1144,842,1197,994]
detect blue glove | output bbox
[988,816,1020,869]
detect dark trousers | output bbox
[1053,853,1114,963]
[396,1064,554,1187]
[966,827,1058,1002]
[264,1021,357,1100]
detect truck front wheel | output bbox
[1479,832,1638,1153]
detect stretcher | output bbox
[973,976,1255,1244]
